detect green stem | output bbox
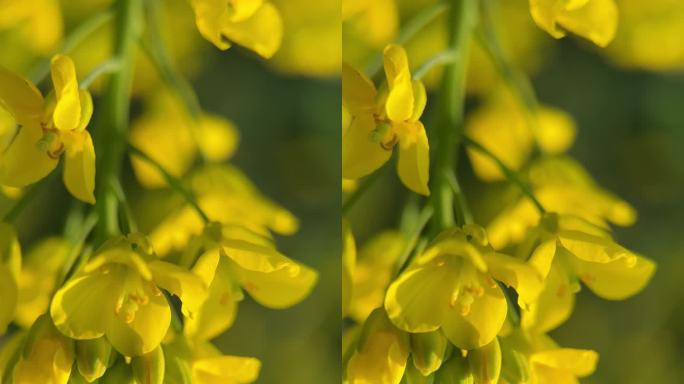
[463,135,545,214]
[2,172,55,223]
[94,0,142,243]
[142,0,202,120]
[431,0,478,232]
[342,170,382,215]
[413,49,459,81]
[367,2,449,80]
[80,59,122,89]
[128,144,210,223]
[477,0,541,142]
[29,7,115,83]
[447,171,473,225]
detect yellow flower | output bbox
[0,0,63,55]
[50,234,206,357]
[349,231,405,322]
[0,54,96,203]
[602,0,684,71]
[12,314,74,384]
[268,0,342,77]
[342,220,357,317]
[500,329,598,384]
[342,0,399,68]
[385,225,542,350]
[466,89,577,182]
[15,237,72,328]
[487,156,637,249]
[342,44,430,195]
[0,222,21,335]
[149,164,298,256]
[183,223,317,341]
[346,308,409,384]
[529,0,618,47]
[522,213,656,332]
[189,0,283,58]
[130,93,239,188]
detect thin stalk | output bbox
[57,212,98,286]
[29,8,115,83]
[128,144,210,223]
[80,59,122,90]
[142,0,202,120]
[431,0,478,232]
[367,2,450,80]
[413,49,459,81]
[2,172,55,223]
[477,0,541,141]
[94,0,142,243]
[447,171,473,225]
[463,135,545,214]
[111,178,138,233]
[342,170,382,215]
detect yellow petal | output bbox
[193,355,261,384]
[13,314,74,384]
[219,2,283,58]
[0,121,58,187]
[75,337,111,382]
[63,131,96,204]
[571,253,655,300]
[342,63,377,115]
[0,264,17,335]
[0,66,43,126]
[225,0,263,22]
[149,260,207,319]
[410,331,447,376]
[383,44,414,122]
[195,114,239,162]
[529,0,618,47]
[557,230,626,264]
[342,220,357,317]
[346,308,409,384]
[484,252,542,309]
[384,261,456,333]
[106,287,171,357]
[441,281,507,350]
[396,122,430,196]
[221,239,317,309]
[50,271,120,340]
[184,250,238,341]
[522,262,575,333]
[531,348,598,377]
[51,54,82,131]
[342,113,391,179]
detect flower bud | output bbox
[132,346,165,384]
[76,337,112,382]
[468,338,502,384]
[410,330,447,376]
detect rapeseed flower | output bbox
[529,0,618,47]
[342,44,430,195]
[522,213,656,332]
[181,223,316,340]
[0,54,95,203]
[50,233,206,357]
[385,225,541,350]
[189,0,283,58]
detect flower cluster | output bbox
[342,0,656,383]
[0,1,317,383]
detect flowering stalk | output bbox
[431,0,478,231]
[94,0,142,242]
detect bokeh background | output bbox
[344,0,684,383]
[1,0,342,383]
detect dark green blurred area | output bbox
[193,50,341,383]
[536,40,684,384]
